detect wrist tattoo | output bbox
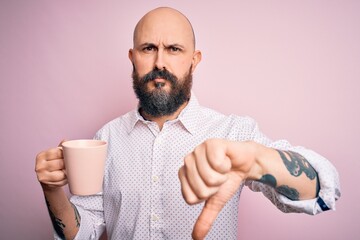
[257,150,320,200]
[71,203,81,228]
[276,150,317,180]
[45,198,66,239]
[259,174,300,200]
[276,185,300,200]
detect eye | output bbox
[143,46,157,52]
[169,46,181,52]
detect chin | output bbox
[148,85,171,93]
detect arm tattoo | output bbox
[71,203,81,227]
[279,150,321,195]
[257,150,320,200]
[276,150,317,180]
[259,174,277,188]
[45,198,66,239]
[276,185,300,200]
[259,174,300,200]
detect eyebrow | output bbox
[138,42,185,49]
[138,43,156,48]
[165,43,185,49]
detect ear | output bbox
[191,50,202,73]
[128,49,134,63]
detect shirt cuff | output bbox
[291,147,341,214]
[74,206,104,239]
[52,205,105,240]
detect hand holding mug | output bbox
[35,142,67,191]
[35,139,107,195]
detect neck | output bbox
[140,100,189,130]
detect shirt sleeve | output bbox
[53,193,105,240]
[243,117,341,215]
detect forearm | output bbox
[250,142,319,200]
[42,186,80,240]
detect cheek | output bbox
[133,56,154,76]
[168,58,192,75]
[173,59,192,76]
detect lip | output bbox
[149,78,168,89]
[154,78,166,83]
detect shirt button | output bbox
[155,137,162,145]
[151,214,159,221]
[152,175,159,182]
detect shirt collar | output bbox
[125,92,201,135]
[176,93,200,135]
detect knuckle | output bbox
[183,155,193,168]
[204,138,217,147]
[193,145,202,156]
[178,167,183,178]
[35,152,42,161]
[196,191,207,200]
[185,195,199,205]
[35,162,46,173]
[35,152,45,164]
[203,175,217,186]
[197,189,211,199]
[37,174,47,183]
[34,165,42,173]
[210,158,224,171]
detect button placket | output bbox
[150,133,165,237]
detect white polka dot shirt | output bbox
[64,94,340,240]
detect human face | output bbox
[129,8,201,96]
[132,65,193,117]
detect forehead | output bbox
[134,10,194,48]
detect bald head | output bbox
[129,7,202,87]
[133,7,196,50]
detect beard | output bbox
[132,66,193,117]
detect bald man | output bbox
[35,7,340,240]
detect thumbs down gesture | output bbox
[178,139,261,240]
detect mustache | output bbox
[140,68,177,84]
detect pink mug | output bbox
[61,139,107,195]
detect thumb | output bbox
[58,139,67,147]
[192,196,226,240]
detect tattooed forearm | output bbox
[259,174,300,200]
[257,150,320,200]
[259,174,277,188]
[276,150,317,180]
[45,198,66,239]
[71,203,81,228]
[276,185,300,200]
[277,150,320,196]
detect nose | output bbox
[154,49,166,70]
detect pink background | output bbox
[1,1,359,239]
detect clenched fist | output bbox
[179,139,261,240]
[35,143,68,191]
